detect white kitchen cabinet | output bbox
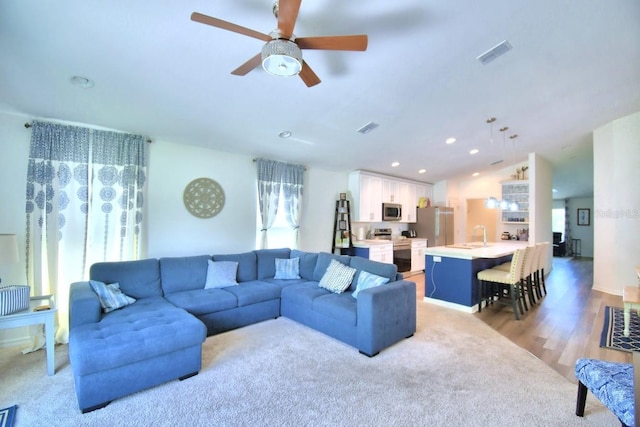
[410,239,427,272]
[349,170,433,223]
[368,243,393,264]
[382,179,400,203]
[416,184,433,206]
[399,182,417,223]
[348,171,382,222]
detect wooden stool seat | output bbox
[622,286,640,337]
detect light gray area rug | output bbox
[0,302,618,426]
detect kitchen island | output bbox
[424,241,528,312]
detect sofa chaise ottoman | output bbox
[69,258,207,413]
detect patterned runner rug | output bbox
[600,306,640,352]
[0,405,17,427]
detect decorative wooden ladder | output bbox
[332,197,354,255]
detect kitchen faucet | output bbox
[473,225,487,248]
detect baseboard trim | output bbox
[424,297,477,313]
[0,336,30,349]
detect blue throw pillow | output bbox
[352,271,390,299]
[204,260,239,288]
[274,257,301,280]
[89,280,136,313]
[318,259,357,294]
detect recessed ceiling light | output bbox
[69,75,94,88]
[469,149,479,155]
[278,131,292,138]
[391,162,400,167]
[418,169,426,174]
[445,137,456,145]
[552,188,558,193]
[472,172,480,177]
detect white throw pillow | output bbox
[318,259,356,294]
[352,271,390,299]
[205,260,239,288]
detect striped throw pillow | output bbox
[89,280,136,313]
[274,257,301,280]
[318,259,356,294]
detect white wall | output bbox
[567,197,594,257]
[146,140,349,257]
[593,111,640,294]
[298,169,350,253]
[146,141,258,257]
[529,153,553,269]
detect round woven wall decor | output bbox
[183,177,225,218]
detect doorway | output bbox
[466,199,499,243]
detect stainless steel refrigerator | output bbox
[413,207,454,247]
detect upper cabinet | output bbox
[349,171,432,223]
[500,180,529,223]
[382,179,400,203]
[399,181,417,222]
[348,171,383,222]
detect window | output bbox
[552,208,565,234]
[256,192,297,249]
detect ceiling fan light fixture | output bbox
[261,39,302,77]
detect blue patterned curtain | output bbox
[281,164,305,246]
[255,158,304,249]
[256,158,284,249]
[25,121,148,344]
[564,198,572,256]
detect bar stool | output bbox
[477,247,527,320]
[493,245,536,308]
[537,242,550,296]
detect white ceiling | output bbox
[1,1,639,200]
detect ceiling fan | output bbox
[190,0,368,87]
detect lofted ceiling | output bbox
[1,1,639,200]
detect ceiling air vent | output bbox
[356,121,379,134]
[477,40,512,65]
[489,159,504,166]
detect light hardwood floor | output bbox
[408,256,631,383]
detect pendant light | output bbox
[484,117,500,208]
[483,119,519,211]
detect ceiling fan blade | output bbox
[299,61,321,87]
[191,12,272,42]
[296,35,368,51]
[277,0,302,39]
[231,53,263,76]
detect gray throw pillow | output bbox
[205,260,239,288]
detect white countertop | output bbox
[423,241,529,260]
[353,237,427,248]
[353,239,394,248]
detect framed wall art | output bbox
[577,208,590,226]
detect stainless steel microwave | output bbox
[382,203,402,221]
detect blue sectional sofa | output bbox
[68,249,416,413]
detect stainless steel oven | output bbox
[373,228,411,273]
[392,240,412,273]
